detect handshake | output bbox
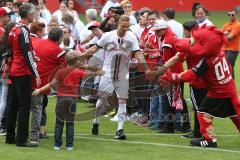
[145,66,181,84]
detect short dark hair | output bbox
[163,8,175,19]
[4,0,14,4]
[60,0,68,6]
[183,20,197,31]
[48,28,64,42]
[19,3,35,19]
[193,5,210,17]
[14,2,23,8]
[63,36,70,46]
[148,10,161,19]
[192,2,202,17]
[28,0,39,6]
[138,8,150,16]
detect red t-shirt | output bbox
[192,52,236,98]
[158,28,183,73]
[144,34,160,70]
[33,39,65,92]
[30,35,41,48]
[54,68,86,97]
[177,52,207,89]
[139,26,153,49]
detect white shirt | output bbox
[40,9,52,24]
[88,36,105,68]
[100,1,120,20]
[167,19,183,38]
[80,22,93,41]
[130,15,137,26]
[130,23,144,41]
[52,10,74,25]
[97,30,140,80]
[198,18,213,27]
[52,10,64,25]
[65,18,85,41]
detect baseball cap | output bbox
[152,19,168,31]
[88,21,101,30]
[0,7,15,16]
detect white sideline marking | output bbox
[49,133,239,137]
[76,136,240,154]
[48,134,240,154]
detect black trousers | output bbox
[6,75,32,144]
[40,95,48,126]
[190,86,208,134]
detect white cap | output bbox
[152,20,168,31]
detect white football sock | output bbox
[117,103,127,131]
[93,99,105,124]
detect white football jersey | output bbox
[97,30,140,80]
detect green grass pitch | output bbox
[0,12,239,160]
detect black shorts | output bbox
[190,87,208,111]
[198,96,237,118]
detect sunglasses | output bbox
[228,13,235,17]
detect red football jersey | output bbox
[192,51,235,98]
[139,26,154,49]
[9,23,39,78]
[33,39,65,92]
[144,33,160,70]
[30,34,41,48]
[177,52,207,89]
[54,68,86,97]
[157,28,183,73]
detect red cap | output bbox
[88,21,101,30]
[0,7,15,16]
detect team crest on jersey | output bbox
[104,40,132,52]
[105,41,117,51]
[120,40,132,52]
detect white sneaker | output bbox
[110,114,118,122]
[0,129,6,136]
[54,146,61,150]
[81,96,90,101]
[67,147,74,151]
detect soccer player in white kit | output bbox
[82,15,148,140]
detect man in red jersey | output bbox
[152,19,190,133]
[160,25,240,148]
[5,3,40,147]
[30,27,65,144]
[153,20,205,138]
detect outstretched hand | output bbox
[32,89,41,96]
[160,71,180,83]
[96,70,105,76]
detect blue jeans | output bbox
[54,96,76,147]
[149,95,167,126]
[0,83,8,122]
[225,50,239,79]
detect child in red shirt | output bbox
[33,51,104,151]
